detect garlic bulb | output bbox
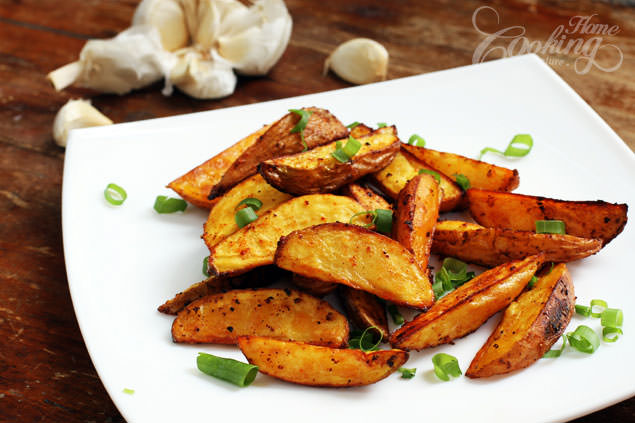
[169,48,236,99]
[133,0,189,51]
[324,38,389,85]
[53,99,113,147]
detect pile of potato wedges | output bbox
[161,107,628,386]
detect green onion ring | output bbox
[602,326,623,343]
[432,353,462,381]
[535,220,566,235]
[202,256,210,277]
[398,367,416,379]
[377,122,387,128]
[153,196,187,213]
[235,197,263,211]
[408,134,425,147]
[575,304,592,317]
[235,207,258,228]
[349,211,375,228]
[387,304,404,326]
[453,173,470,191]
[542,335,567,358]
[346,121,361,129]
[104,183,127,206]
[418,168,440,183]
[567,325,600,354]
[590,299,608,318]
[479,134,533,160]
[197,352,258,387]
[601,308,623,327]
[373,209,393,235]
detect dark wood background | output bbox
[1,1,633,421]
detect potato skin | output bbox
[340,182,392,211]
[401,145,520,192]
[210,107,348,197]
[467,188,628,245]
[432,220,602,267]
[172,288,349,347]
[340,287,389,340]
[466,264,575,378]
[292,274,338,297]
[390,255,543,350]
[237,336,408,387]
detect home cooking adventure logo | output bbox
[471,6,623,74]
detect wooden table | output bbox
[1,1,633,421]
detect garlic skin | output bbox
[133,0,190,51]
[324,38,389,85]
[53,99,113,147]
[169,48,236,99]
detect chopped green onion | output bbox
[349,211,375,228]
[567,325,600,354]
[408,134,425,147]
[535,220,566,234]
[349,326,382,352]
[478,134,534,160]
[235,207,258,228]
[453,173,470,191]
[153,196,187,213]
[377,122,387,128]
[418,168,440,183]
[398,367,416,379]
[590,299,608,318]
[543,335,567,358]
[346,121,361,129]
[575,304,592,317]
[387,304,404,326]
[527,275,538,289]
[122,388,135,395]
[602,326,623,343]
[104,183,127,206]
[235,197,262,211]
[432,281,444,299]
[432,353,461,381]
[601,308,623,327]
[434,258,475,299]
[197,352,258,387]
[289,109,314,151]
[373,209,393,235]
[332,136,362,163]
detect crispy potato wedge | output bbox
[467,263,575,378]
[259,126,400,195]
[210,107,347,197]
[390,255,543,350]
[238,336,408,387]
[203,174,292,250]
[209,194,364,275]
[432,220,602,267]
[274,223,435,309]
[340,182,392,210]
[393,174,440,273]
[172,288,349,347]
[467,188,628,245]
[340,287,389,340]
[349,123,373,138]
[402,145,520,192]
[371,150,463,212]
[167,124,271,208]
[292,274,338,296]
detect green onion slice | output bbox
[122,388,135,395]
[235,197,263,211]
[601,308,623,327]
[432,353,462,381]
[590,299,608,318]
[479,134,534,160]
[197,352,258,387]
[418,168,440,183]
[349,326,382,352]
[535,220,566,234]
[289,108,314,151]
[332,136,362,163]
[349,211,375,228]
[453,173,470,191]
[235,207,258,228]
[408,134,425,147]
[202,256,210,277]
[387,304,404,326]
[602,326,623,343]
[527,275,538,289]
[153,196,187,214]
[373,209,393,235]
[346,121,361,129]
[104,183,127,206]
[543,335,567,358]
[567,325,600,354]
[398,367,416,379]
[575,304,592,317]
[377,122,387,128]
[434,257,475,299]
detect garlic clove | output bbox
[192,0,249,49]
[169,49,237,99]
[324,38,389,85]
[53,99,113,147]
[133,0,190,52]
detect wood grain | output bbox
[0,0,633,422]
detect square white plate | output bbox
[63,54,635,423]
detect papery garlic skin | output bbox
[133,0,190,51]
[324,38,389,85]
[170,49,237,99]
[53,99,113,147]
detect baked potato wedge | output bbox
[203,174,292,250]
[432,220,602,267]
[467,188,628,245]
[209,194,364,275]
[209,107,347,197]
[172,288,348,347]
[340,182,392,210]
[349,123,373,138]
[402,145,520,192]
[371,150,463,212]
[258,126,400,195]
[167,124,271,208]
[237,336,408,387]
[340,287,389,340]
[467,263,575,378]
[292,274,338,296]
[390,254,543,350]
[274,223,435,309]
[393,174,441,273]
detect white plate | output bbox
[63,54,635,423]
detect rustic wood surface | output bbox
[0,0,633,421]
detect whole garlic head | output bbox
[133,0,190,51]
[169,48,236,99]
[324,38,389,85]
[53,99,113,147]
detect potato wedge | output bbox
[259,126,400,195]
[371,150,463,212]
[340,182,392,210]
[274,223,435,309]
[432,220,602,267]
[467,188,628,245]
[390,254,543,350]
[172,288,349,347]
[393,174,440,273]
[402,145,520,192]
[292,274,338,296]
[237,336,408,387]
[467,263,575,378]
[203,174,292,250]
[340,287,389,340]
[349,123,373,138]
[209,107,348,197]
[167,124,271,208]
[209,194,364,275]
